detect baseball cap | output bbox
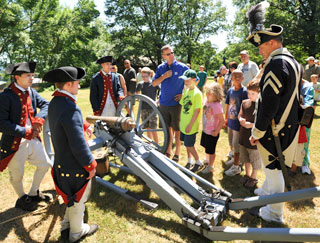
[306,56,315,61]
[240,50,249,55]
[179,69,197,80]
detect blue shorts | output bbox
[180,132,197,147]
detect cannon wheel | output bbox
[43,118,54,163]
[116,94,169,154]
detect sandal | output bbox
[240,175,250,185]
[172,155,179,162]
[165,152,172,158]
[244,178,258,188]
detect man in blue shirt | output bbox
[153,45,189,161]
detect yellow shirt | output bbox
[217,76,224,87]
[179,87,202,134]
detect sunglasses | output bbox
[163,52,174,56]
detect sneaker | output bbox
[226,150,234,159]
[254,188,269,196]
[301,165,311,175]
[224,164,241,176]
[191,163,203,173]
[201,165,214,174]
[185,162,194,170]
[225,158,234,167]
[15,195,37,211]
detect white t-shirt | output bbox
[238,60,259,87]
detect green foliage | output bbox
[231,0,320,63]
[0,0,106,87]
[104,0,226,68]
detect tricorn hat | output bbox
[246,1,283,47]
[43,66,86,83]
[5,62,37,75]
[96,56,114,64]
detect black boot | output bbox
[15,195,37,211]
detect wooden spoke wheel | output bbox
[116,94,169,154]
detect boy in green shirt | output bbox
[179,70,203,172]
[197,65,207,91]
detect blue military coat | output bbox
[48,91,96,207]
[90,71,123,115]
[0,83,48,171]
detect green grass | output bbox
[0,86,320,243]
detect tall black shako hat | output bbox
[96,56,114,64]
[246,1,283,47]
[5,62,36,75]
[43,66,86,83]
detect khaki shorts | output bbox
[141,109,157,129]
[159,104,181,131]
[240,145,262,170]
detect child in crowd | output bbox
[141,67,160,144]
[224,69,248,176]
[238,79,261,188]
[179,70,203,172]
[200,82,224,174]
[290,71,314,175]
[311,74,320,110]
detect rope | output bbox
[0,195,59,226]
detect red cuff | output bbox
[33,117,45,126]
[94,111,100,116]
[83,121,91,131]
[84,159,97,172]
[25,128,33,140]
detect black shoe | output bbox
[29,190,51,203]
[61,228,70,240]
[15,195,38,211]
[185,162,193,170]
[191,164,202,173]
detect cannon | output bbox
[43,94,320,242]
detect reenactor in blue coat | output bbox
[0,62,52,211]
[90,55,124,116]
[247,2,301,223]
[43,66,98,242]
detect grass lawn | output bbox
[0,83,319,243]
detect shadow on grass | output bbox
[90,174,211,243]
[0,189,66,243]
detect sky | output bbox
[60,0,237,52]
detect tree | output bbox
[104,0,226,68]
[173,0,226,64]
[231,0,320,62]
[104,0,179,67]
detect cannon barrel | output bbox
[86,115,136,132]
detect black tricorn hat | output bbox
[246,1,283,47]
[96,56,114,64]
[42,66,86,83]
[5,62,37,75]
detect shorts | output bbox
[180,132,196,147]
[141,109,157,129]
[159,104,181,131]
[200,131,220,154]
[127,81,137,94]
[228,127,240,153]
[239,145,261,170]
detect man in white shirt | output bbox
[238,50,259,87]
